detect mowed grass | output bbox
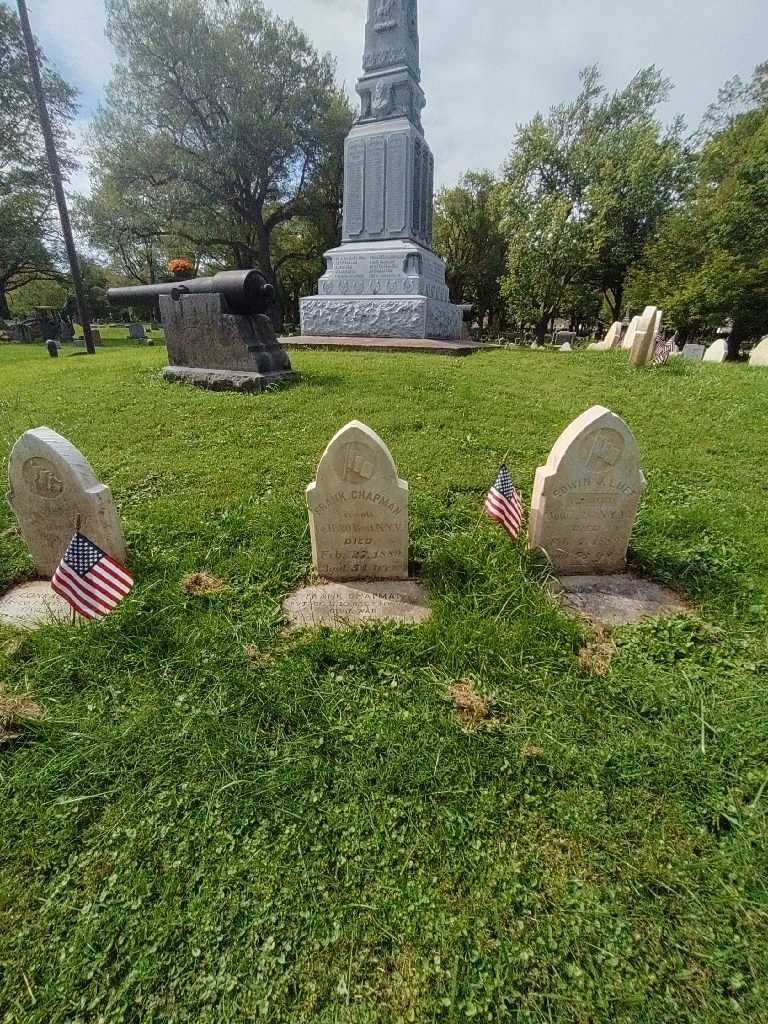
[0,341,767,1023]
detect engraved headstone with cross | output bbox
[306,421,409,581]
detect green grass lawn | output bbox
[0,342,767,1023]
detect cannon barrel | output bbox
[107,270,274,317]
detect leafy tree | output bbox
[627,62,768,357]
[497,66,690,335]
[87,0,352,321]
[0,2,77,318]
[433,172,507,330]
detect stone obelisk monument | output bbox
[299,0,463,341]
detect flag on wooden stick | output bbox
[51,533,134,620]
[484,466,524,539]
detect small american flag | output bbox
[51,533,134,620]
[653,332,674,366]
[484,465,524,539]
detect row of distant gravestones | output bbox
[8,406,646,603]
[585,310,768,366]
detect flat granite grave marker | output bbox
[528,406,646,575]
[8,427,127,579]
[306,421,409,581]
[681,344,706,361]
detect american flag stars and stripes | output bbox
[484,465,524,540]
[51,532,134,620]
[653,332,675,366]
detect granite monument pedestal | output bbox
[301,2,463,342]
[160,293,295,392]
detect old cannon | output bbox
[107,270,294,393]
[107,270,275,318]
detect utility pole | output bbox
[17,0,95,355]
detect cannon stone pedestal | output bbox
[160,293,295,393]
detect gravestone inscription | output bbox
[8,427,127,578]
[307,421,409,581]
[528,406,646,575]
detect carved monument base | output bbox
[300,296,462,340]
[300,240,463,341]
[163,366,295,392]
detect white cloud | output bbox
[27,0,768,194]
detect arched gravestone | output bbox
[528,406,647,575]
[621,315,641,350]
[703,339,728,363]
[8,427,127,578]
[605,321,624,349]
[628,307,661,368]
[307,421,409,581]
[749,337,768,366]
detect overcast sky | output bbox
[27,0,768,196]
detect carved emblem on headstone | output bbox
[8,427,127,578]
[22,458,65,498]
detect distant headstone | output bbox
[622,316,641,350]
[681,344,706,361]
[749,337,768,367]
[629,307,662,368]
[703,339,728,364]
[8,427,127,578]
[604,321,624,349]
[528,406,646,575]
[555,331,576,348]
[129,324,146,340]
[306,420,409,581]
[589,322,624,351]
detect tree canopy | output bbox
[82,0,352,321]
[627,63,768,355]
[493,66,690,338]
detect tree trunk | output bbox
[726,330,743,361]
[604,286,623,322]
[0,289,11,320]
[535,314,549,343]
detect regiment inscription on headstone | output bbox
[528,406,646,575]
[307,421,409,581]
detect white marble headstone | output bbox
[622,316,641,350]
[306,421,409,581]
[629,307,661,368]
[8,427,127,578]
[703,339,728,363]
[528,406,646,575]
[749,338,768,366]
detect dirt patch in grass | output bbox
[0,687,43,746]
[577,627,617,676]
[521,744,545,759]
[446,680,502,731]
[180,571,228,597]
